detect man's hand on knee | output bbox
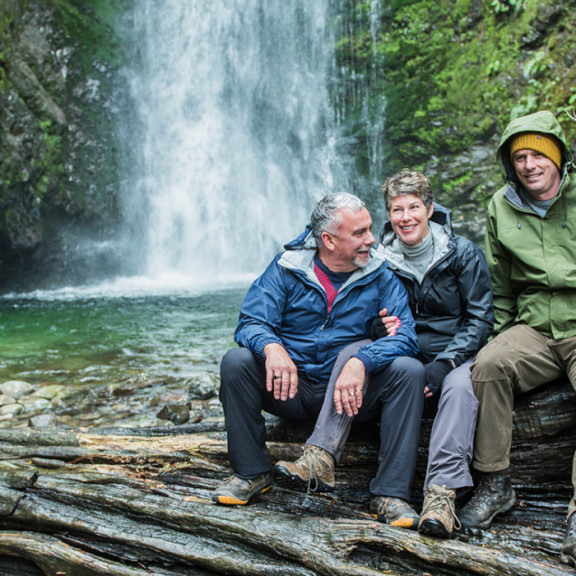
[334,357,366,417]
[264,343,299,401]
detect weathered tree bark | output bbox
[1,380,575,575]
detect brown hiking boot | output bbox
[212,473,272,505]
[418,484,461,538]
[274,445,335,493]
[370,496,419,529]
[459,470,516,529]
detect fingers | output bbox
[288,370,298,400]
[268,370,298,401]
[334,386,363,416]
[266,371,275,393]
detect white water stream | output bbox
[117,1,343,282]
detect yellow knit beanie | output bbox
[509,132,562,170]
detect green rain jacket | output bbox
[486,110,576,338]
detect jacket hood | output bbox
[497,111,574,184]
[284,223,316,251]
[379,202,453,243]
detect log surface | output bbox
[1,380,576,575]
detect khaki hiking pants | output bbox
[471,324,576,516]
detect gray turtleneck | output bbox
[396,228,434,284]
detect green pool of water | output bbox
[0,285,247,392]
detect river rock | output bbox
[20,397,52,412]
[0,403,23,417]
[157,403,190,425]
[187,373,218,400]
[1,381,34,397]
[151,392,190,406]
[29,413,58,428]
[0,394,16,406]
[30,384,66,400]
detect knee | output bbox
[389,356,426,392]
[390,356,425,379]
[441,375,477,405]
[473,339,508,380]
[220,347,258,381]
[335,339,371,365]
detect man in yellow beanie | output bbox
[459,110,576,567]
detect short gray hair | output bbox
[382,169,433,211]
[310,192,366,244]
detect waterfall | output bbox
[117,1,344,282]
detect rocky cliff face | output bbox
[0,0,122,290]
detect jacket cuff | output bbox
[254,336,283,359]
[436,356,458,369]
[353,351,373,373]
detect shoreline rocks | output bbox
[0,375,223,430]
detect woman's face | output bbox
[388,194,433,246]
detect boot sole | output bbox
[212,484,271,506]
[273,465,335,493]
[462,491,517,529]
[418,518,453,539]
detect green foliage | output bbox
[0,1,27,46]
[332,0,576,208]
[46,0,123,67]
[490,0,524,15]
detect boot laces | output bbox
[303,447,322,494]
[302,446,322,495]
[425,491,461,530]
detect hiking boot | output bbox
[418,484,461,538]
[561,512,576,566]
[459,470,516,529]
[274,445,335,493]
[212,473,272,505]
[370,496,419,530]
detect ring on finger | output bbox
[348,390,355,397]
[273,375,281,380]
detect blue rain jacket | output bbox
[234,225,419,385]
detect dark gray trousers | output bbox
[219,345,424,501]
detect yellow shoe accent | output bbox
[212,474,272,506]
[390,517,417,528]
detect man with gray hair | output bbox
[214,192,424,527]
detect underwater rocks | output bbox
[0,374,223,430]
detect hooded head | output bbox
[497,111,572,183]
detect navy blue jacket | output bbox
[235,226,419,385]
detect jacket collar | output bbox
[377,218,453,278]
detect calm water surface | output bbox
[0,282,248,392]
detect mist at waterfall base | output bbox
[1,2,380,413]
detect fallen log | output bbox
[0,380,575,575]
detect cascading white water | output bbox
[118,1,343,282]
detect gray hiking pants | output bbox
[309,341,477,492]
[219,344,424,501]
